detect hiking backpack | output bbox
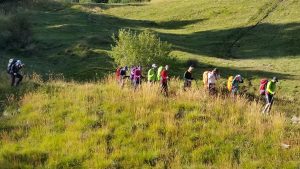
[120,68,126,76]
[260,79,269,95]
[116,67,121,76]
[227,76,234,91]
[202,71,209,87]
[7,58,17,74]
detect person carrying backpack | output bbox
[130,66,136,85]
[263,77,278,114]
[157,65,163,81]
[116,67,121,82]
[231,74,243,95]
[119,66,128,87]
[160,65,169,97]
[183,66,194,91]
[7,59,25,87]
[207,68,220,95]
[134,66,142,89]
[148,64,157,83]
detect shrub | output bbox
[110,29,171,67]
[0,14,33,50]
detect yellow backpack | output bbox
[227,76,234,91]
[203,71,209,88]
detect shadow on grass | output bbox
[159,22,300,59]
[2,3,299,83]
[170,58,294,80]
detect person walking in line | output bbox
[134,66,142,89]
[231,74,244,95]
[263,77,278,114]
[207,68,220,95]
[130,66,136,86]
[148,64,157,83]
[116,67,121,82]
[157,65,163,82]
[119,66,128,87]
[160,65,169,97]
[183,66,194,91]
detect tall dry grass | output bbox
[0,76,299,168]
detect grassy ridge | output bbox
[0,0,299,99]
[0,77,299,168]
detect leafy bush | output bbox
[0,14,33,50]
[110,29,171,67]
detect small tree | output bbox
[110,29,171,68]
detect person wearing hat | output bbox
[183,66,194,91]
[231,74,244,95]
[207,68,220,95]
[263,77,279,114]
[10,60,25,87]
[148,64,157,83]
[160,65,169,97]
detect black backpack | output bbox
[120,69,126,76]
[7,58,17,74]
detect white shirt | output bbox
[208,72,219,84]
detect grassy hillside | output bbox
[0,77,299,168]
[0,0,299,96]
[0,0,300,168]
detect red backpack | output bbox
[260,79,268,95]
[116,67,121,78]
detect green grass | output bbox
[0,77,299,168]
[0,0,300,168]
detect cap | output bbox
[152,64,157,68]
[272,77,278,82]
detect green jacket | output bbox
[148,68,156,81]
[157,66,163,81]
[267,81,276,95]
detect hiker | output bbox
[263,77,278,114]
[207,68,220,95]
[7,59,25,87]
[160,65,169,97]
[183,66,194,91]
[157,65,164,81]
[116,67,121,82]
[134,66,142,89]
[119,66,128,87]
[148,64,157,83]
[130,66,136,85]
[231,74,244,95]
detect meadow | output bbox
[0,0,300,168]
[0,76,299,168]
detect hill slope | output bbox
[0,0,299,100]
[0,0,300,168]
[0,78,299,168]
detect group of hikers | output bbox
[5,58,279,114]
[116,64,169,95]
[116,64,279,114]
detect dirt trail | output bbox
[224,0,285,58]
